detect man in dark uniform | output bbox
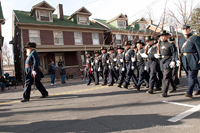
[100,47,109,86]
[177,25,200,98]
[155,30,177,97]
[21,42,49,102]
[154,39,163,89]
[168,37,180,87]
[135,40,149,89]
[85,52,94,85]
[131,45,139,90]
[116,46,125,88]
[92,50,101,85]
[123,41,136,89]
[141,36,160,94]
[107,46,117,86]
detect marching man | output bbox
[21,42,49,102]
[177,25,200,98]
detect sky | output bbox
[0,0,192,45]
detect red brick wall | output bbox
[55,67,82,79]
[99,33,103,45]
[82,32,92,45]
[121,35,127,44]
[46,53,55,64]
[63,31,75,45]
[40,30,54,45]
[22,29,29,46]
[112,34,116,45]
[104,31,112,45]
[64,52,78,66]
[132,35,139,44]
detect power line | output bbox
[5,0,39,21]
[128,0,160,20]
[65,0,98,12]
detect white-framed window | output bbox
[117,21,126,28]
[36,10,53,22]
[74,32,83,45]
[54,31,63,45]
[92,33,99,45]
[81,54,85,65]
[128,35,133,40]
[116,34,121,44]
[77,15,89,25]
[29,30,41,45]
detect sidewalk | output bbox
[1,78,86,93]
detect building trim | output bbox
[16,22,106,31]
[36,45,105,52]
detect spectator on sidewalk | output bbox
[59,65,66,84]
[58,59,64,67]
[0,75,6,92]
[49,61,56,85]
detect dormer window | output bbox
[117,21,126,28]
[40,11,49,21]
[78,15,89,25]
[36,10,53,22]
[139,23,146,31]
[31,1,55,22]
[68,7,92,25]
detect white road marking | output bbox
[162,101,196,108]
[163,101,200,123]
[168,104,200,122]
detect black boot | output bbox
[21,99,29,102]
[146,89,153,94]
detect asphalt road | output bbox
[0,74,200,133]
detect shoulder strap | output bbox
[181,35,193,52]
[160,42,169,54]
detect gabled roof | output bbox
[129,17,147,26]
[93,18,152,34]
[0,1,5,24]
[106,13,127,24]
[30,1,55,16]
[14,10,105,30]
[68,7,92,20]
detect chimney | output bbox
[57,4,64,20]
[148,20,153,25]
[125,14,128,26]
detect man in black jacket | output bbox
[141,36,160,94]
[155,30,177,97]
[176,25,200,98]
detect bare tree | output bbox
[168,0,199,24]
[2,43,14,66]
[190,7,200,35]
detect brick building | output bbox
[12,1,155,82]
[12,1,106,81]
[0,2,5,75]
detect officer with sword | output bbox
[21,42,49,102]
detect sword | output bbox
[33,76,35,93]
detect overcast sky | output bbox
[0,0,192,45]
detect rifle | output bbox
[151,18,162,38]
[157,13,166,54]
[157,0,168,54]
[175,24,181,78]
